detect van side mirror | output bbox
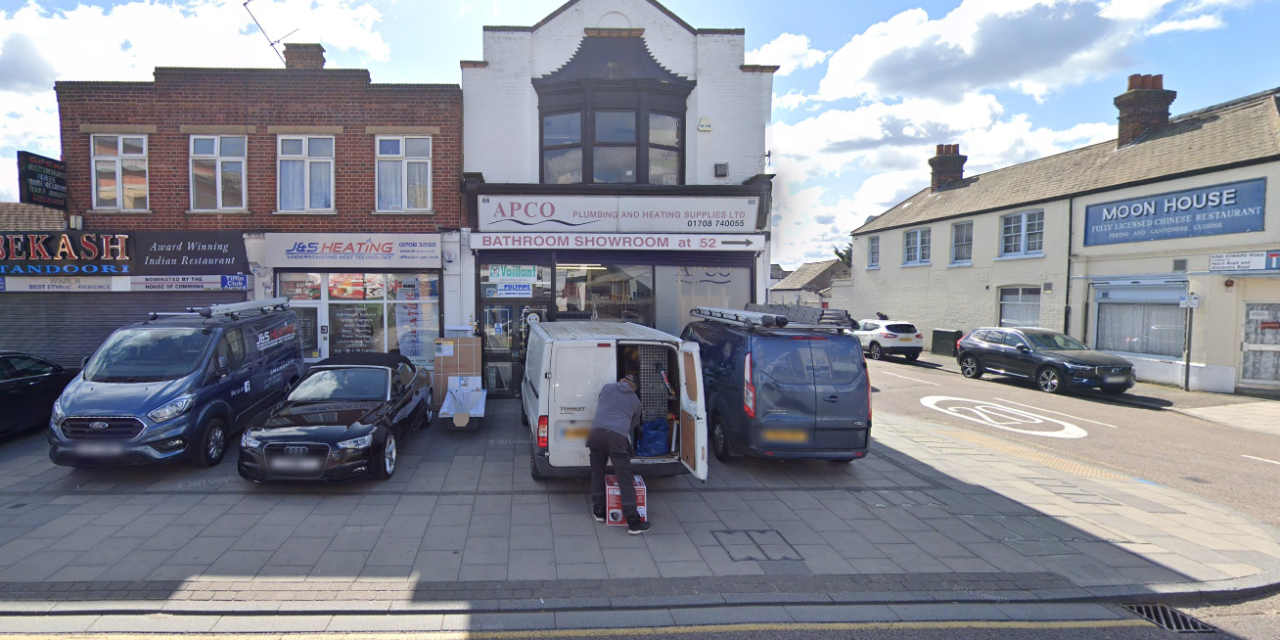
[80,356,90,368]
[216,356,230,373]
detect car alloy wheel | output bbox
[1037,367,1064,394]
[194,418,228,468]
[960,356,982,379]
[712,416,735,463]
[869,343,883,360]
[384,432,397,476]
[207,424,226,461]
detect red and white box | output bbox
[605,475,647,526]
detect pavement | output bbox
[0,394,1278,634]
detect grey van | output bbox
[48,298,303,468]
[682,309,871,463]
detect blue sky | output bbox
[1,0,1277,267]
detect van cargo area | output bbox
[618,342,682,460]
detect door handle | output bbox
[824,395,838,402]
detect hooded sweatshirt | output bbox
[591,381,643,437]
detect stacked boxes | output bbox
[433,337,481,409]
[605,475,647,526]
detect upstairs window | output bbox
[1002,211,1044,256]
[539,104,685,185]
[92,135,148,211]
[951,221,973,264]
[190,136,246,211]
[903,228,931,265]
[278,136,334,212]
[376,136,432,212]
[867,236,880,268]
[542,112,583,185]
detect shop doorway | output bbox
[1241,302,1280,386]
[479,264,554,398]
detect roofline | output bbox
[484,0,698,35]
[851,152,1280,237]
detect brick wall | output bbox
[56,68,463,233]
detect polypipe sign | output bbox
[478,196,758,233]
[472,232,765,252]
[262,233,442,268]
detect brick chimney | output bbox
[1115,74,1176,147]
[928,144,966,193]
[283,43,326,70]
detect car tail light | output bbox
[957,333,967,352]
[880,332,898,338]
[743,353,756,420]
[915,333,923,339]
[866,367,873,424]
[537,416,548,448]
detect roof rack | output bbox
[690,306,851,333]
[149,297,290,321]
[746,304,854,329]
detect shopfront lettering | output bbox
[473,232,763,252]
[1084,179,1266,246]
[0,233,131,263]
[478,195,760,233]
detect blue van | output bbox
[681,307,871,463]
[48,298,304,468]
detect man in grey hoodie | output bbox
[587,375,651,534]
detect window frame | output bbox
[540,110,584,186]
[374,135,434,213]
[537,98,686,186]
[951,221,973,265]
[276,135,336,213]
[998,286,1043,328]
[189,135,247,212]
[1000,210,1045,257]
[91,134,149,211]
[902,227,932,266]
[867,236,880,268]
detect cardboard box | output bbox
[433,337,481,408]
[605,475,647,526]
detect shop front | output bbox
[0,230,250,366]
[257,233,443,368]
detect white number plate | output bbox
[74,442,124,456]
[1103,375,1128,384]
[270,457,322,471]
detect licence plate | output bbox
[74,442,124,456]
[269,457,322,472]
[899,337,913,342]
[762,429,809,444]
[560,427,591,440]
[1104,375,1128,384]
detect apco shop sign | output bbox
[135,231,247,276]
[478,196,757,233]
[1210,250,1280,271]
[473,232,764,252]
[0,232,132,275]
[263,233,441,268]
[17,151,67,210]
[1084,178,1267,246]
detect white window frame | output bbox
[867,236,880,268]
[903,227,931,265]
[91,134,148,211]
[999,286,1042,328]
[190,136,247,211]
[276,135,335,213]
[374,135,433,213]
[1001,210,1044,257]
[951,221,973,265]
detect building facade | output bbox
[848,76,1280,393]
[458,0,776,396]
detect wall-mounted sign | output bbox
[262,233,441,269]
[1210,250,1280,272]
[491,283,533,298]
[129,275,250,291]
[487,265,538,284]
[17,151,67,210]
[134,231,247,276]
[1084,178,1266,246]
[0,232,132,275]
[478,196,758,233]
[472,232,765,252]
[0,276,121,292]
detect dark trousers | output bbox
[588,428,640,524]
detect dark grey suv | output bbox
[956,328,1135,395]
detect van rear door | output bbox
[811,336,870,450]
[678,342,708,481]
[751,336,818,450]
[548,340,614,468]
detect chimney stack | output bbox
[284,43,326,70]
[928,144,967,193]
[1115,74,1176,147]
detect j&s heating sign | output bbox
[1084,179,1267,246]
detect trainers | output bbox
[592,507,606,523]
[627,520,651,535]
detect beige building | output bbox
[848,76,1280,393]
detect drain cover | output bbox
[1122,604,1216,633]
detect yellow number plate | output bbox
[899,337,913,342]
[762,429,809,444]
[561,427,591,440]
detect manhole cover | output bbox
[1122,604,1215,633]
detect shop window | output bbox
[480,264,553,299]
[1096,303,1184,358]
[951,221,973,264]
[1001,211,1044,256]
[999,287,1041,328]
[556,264,654,325]
[92,134,148,211]
[190,136,245,211]
[375,136,432,212]
[867,236,879,268]
[903,228,931,265]
[277,136,334,212]
[654,266,752,337]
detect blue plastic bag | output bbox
[634,417,670,457]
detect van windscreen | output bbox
[885,324,917,334]
[85,328,213,382]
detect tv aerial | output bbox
[243,0,299,65]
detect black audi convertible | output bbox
[237,353,433,482]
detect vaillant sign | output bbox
[1084,178,1266,246]
[478,196,758,233]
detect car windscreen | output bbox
[288,368,388,402]
[84,328,213,382]
[885,324,917,334]
[1024,332,1089,351]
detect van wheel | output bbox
[711,416,737,463]
[372,431,396,480]
[960,355,983,379]
[193,418,228,468]
[530,455,546,480]
[869,343,883,360]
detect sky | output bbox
[1,0,1278,268]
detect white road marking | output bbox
[921,396,1088,439]
[1242,455,1280,466]
[994,398,1119,429]
[875,370,941,386]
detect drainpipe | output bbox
[1064,196,1075,336]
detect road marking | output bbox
[994,398,1119,429]
[921,396,1089,439]
[875,369,941,386]
[1242,454,1280,466]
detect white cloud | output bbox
[746,33,830,76]
[1099,0,1174,20]
[1149,13,1226,32]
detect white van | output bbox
[521,322,707,482]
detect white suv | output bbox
[854,320,924,361]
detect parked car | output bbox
[956,327,1135,394]
[853,319,923,361]
[682,308,871,464]
[48,299,303,468]
[237,353,432,483]
[0,352,77,437]
[521,321,707,481]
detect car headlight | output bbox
[337,434,373,450]
[51,396,67,425]
[1065,363,1094,372]
[241,430,263,450]
[147,396,194,424]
